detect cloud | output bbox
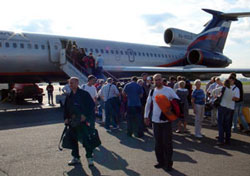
[141,13,175,26]
[14,19,54,34]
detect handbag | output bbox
[87,128,102,150]
[77,123,101,150]
[213,87,226,108]
[58,125,74,151]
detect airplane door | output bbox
[48,39,62,63]
[127,49,135,63]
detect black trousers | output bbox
[153,122,173,167]
[127,106,143,137]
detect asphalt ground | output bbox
[0,109,250,175]
[0,85,250,176]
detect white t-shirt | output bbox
[81,84,97,101]
[144,86,179,123]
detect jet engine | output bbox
[164,28,197,46]
[187,49,230,67]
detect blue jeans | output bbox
[233,102,249,130]
[105,99,117,129]
[218,106,233,143]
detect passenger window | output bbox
[154,53,157,57]
[111,50,114,54]
[125,51,128,55]
[115,50,119,54]
[20,43,24,48]
[85,48,88,52]
[90,48,93,52]
[142,53,145,56]
[146,53,149,57]
[41,45,45,50]
[5,42,9,48]
[134,52,137,56]
[95,49,99,53]
[138,52,141,56]
[120,50,123,55]
[106,49,109,54]
[0,42,2,48]
[13,43,17,48]
[162,54,164,58]
[150,53,153,57]
[165,54,168,58]
[158,54,161,57]
[101,49,104,54]
[35,44,39,49]
[27,43,32,49]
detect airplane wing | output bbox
[104,65,250,79]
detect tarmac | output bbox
[0,85,250,176]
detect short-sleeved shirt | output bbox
[100,83,119,102]
[123,81,143,107]
[80,84,98,101]
[192,89,205,105]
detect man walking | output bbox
[123,76,143,137]
[64,77,95,166]
[100,78,119,132]
[144,74,179,171]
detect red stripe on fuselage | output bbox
[187,32,228,51]
[158,58,185,67]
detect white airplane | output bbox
[1,8,250,84]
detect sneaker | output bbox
[195,134,203,138]
[87,158,94,166]
[175,129,181,133]
[68,157,81,166]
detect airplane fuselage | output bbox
[0,30,230,83]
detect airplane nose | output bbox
[228,58,232,64]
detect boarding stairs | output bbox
[58,49,119,85]
[59,49,88,85]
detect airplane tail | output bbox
[188,9,250,53]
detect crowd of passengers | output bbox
[62,72,250,169]
[62,72,250,140]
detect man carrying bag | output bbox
[144,74,179,172]
[63,77,99,167]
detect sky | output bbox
[0,0,250,68]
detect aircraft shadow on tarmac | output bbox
[0,108,63,130]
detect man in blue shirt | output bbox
[123,76,143,137]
